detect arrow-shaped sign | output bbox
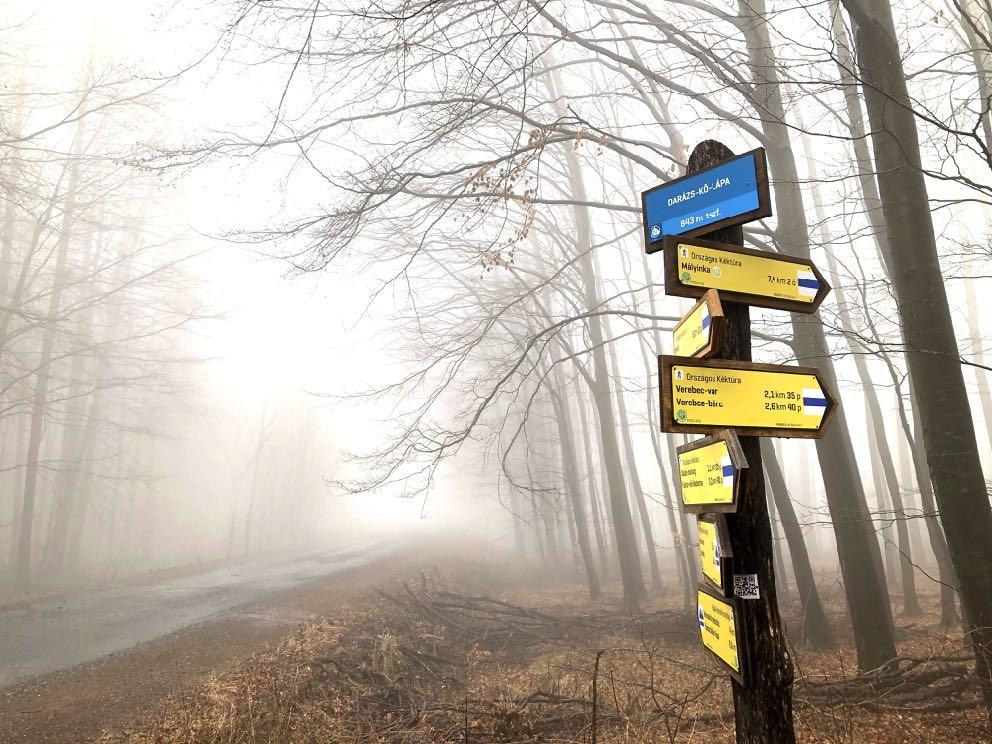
[659,356,838,439]
[662,236,831,313]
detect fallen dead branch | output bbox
[797,652,982,714]
[377,581,687,654]
[99,570,991,743]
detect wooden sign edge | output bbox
[660,234,832,313]
[658,355,839,440]
[696,582,746,684]
[697,512,735,596]
[672,289,725,359]
[676,430,748,514]
[642,147,772,254]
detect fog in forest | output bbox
[0,0,513,593]
[2,0,992,741]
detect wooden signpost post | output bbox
[644,140,833,742]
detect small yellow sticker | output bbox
[672,364,827,430]
[677,242,820,304]
[697,590,740,673]
[678,440,734,507]
[698,519,723,589]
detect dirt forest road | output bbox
[0,539,412,743]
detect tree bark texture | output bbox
[739,0,898,670]
[841,0,992,700]
[689,141,795,744]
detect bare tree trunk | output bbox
[510,483,527,561]
[827,0,959,625]
[549,373,601,599]
[740,0,898,670]
[895,418,927,561]
[42,319,90,577]
[841,0,992,698]
[606,333,663,591]
[578,388,610,579]
[690,141,795,742]
[13,121,84,593]
[64,385,103,574]
[799,130,919,613]
[42,228,103,578]
[867,412,901,589]
[761,440,833,648]
[535,405,564,575]
[641,335,693,609]
[965,263,992,449]
[562,479,581,575]
[638,255,694,606]
[6,415,28,582]
[960,0,992,157]
[540,494,562,573]
[903,383,960,625]
[530,489,547,566]
[562,189,645,607]
[583,364,645,609]
[819,246,921,615]
[767,492,789,600]
[544,58,644,609]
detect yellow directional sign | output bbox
[672,290,724,358]
[698,519,721,587]
[662,236,830,313]
[697,588,743,679]
[698,514,733,594]
[677,431,747,513]
[659,356,836,439]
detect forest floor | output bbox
[0,543,410,743]
[50,544,985,744]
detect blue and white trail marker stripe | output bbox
[797,269,820,298]
[721,455,734,488]
[701,305,711,330]
[802,388,828,418]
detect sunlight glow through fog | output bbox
[16,0,422,527]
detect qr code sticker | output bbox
[733,574,760,599]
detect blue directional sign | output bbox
[642,148,771,251]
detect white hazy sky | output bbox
[5,0,414,500]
